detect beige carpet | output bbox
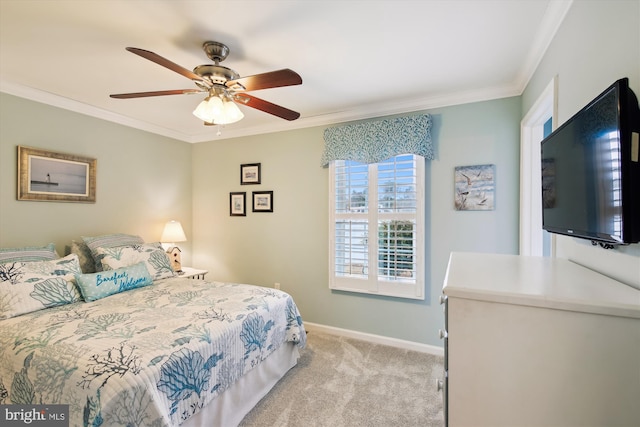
[239,331,445,427]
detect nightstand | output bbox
[179,267,208,280]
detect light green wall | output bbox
[522,0,640,287]
[0,93,193,261]
[0,90,520,348]
[192,96,521,346]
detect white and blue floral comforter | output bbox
[0,277,306,426]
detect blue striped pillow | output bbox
[0,243,59,263]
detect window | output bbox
[328,154,425,299]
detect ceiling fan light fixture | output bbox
[192,93,243,125]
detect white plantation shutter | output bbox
[329,154,424,299]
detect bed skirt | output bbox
[182,342,300,427]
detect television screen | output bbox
[541,78,639,245]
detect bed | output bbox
[0,238,307,427]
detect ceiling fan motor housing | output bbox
[193,64,240,87]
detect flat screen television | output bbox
[541,77,640,247]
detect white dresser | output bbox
[440,252,640,427]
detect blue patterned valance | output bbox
[321,114,433,167]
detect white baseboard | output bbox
[303,322,444,357]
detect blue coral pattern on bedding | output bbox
[0,277,306,426]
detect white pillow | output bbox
[81,233,144,272]
[96,243,175,281]
[0,254,82,319]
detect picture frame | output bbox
[240,163,261,185]
[252,191,273,212]
[17,145,97,203]
[230,192,246,216]
[454,164,495,211]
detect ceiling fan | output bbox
[110,41,302,125]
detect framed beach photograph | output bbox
[230,192,246,216]
[240,163,261,185]
[17,146,96,203]
[454,164,495,211]
[252,191,273,212]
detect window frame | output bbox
[328,154,425,300]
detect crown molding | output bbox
[0,80,193,142]
[513,0,573,91]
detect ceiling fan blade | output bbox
[110,89,203,99]
[126,47,205,83]
[227,69,302,92]
[234,94,300,121]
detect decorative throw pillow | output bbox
[0,254,82,319]
[97,243,175,281]
[0,243,59,263]
[75,262,153,302]
[81,233,144,272]
[70,240,96,273]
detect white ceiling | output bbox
[0,0,572,143]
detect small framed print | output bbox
[230,192,246,216]
[252,191,273,212]
[454,164,495,211]
[17,145,97,203]
[240,163,261,185]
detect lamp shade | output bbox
[192,94,244,125]
[161,220,187,243]
[193,96,224,122]
[222,100,244,123]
